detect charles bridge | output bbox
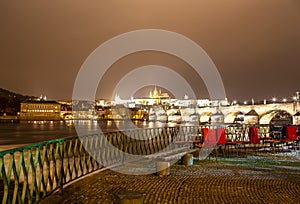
[195,101,300,125]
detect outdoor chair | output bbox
[263,125,284,153]
[225,128,243,157]
[194,128,226,160]
[283,125,297,151]
[241,126,260,154]
[202,128,226,160]
[194,127,208,149]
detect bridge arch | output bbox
[224,111,245,124]
[244,109,259,124]
[259,110,293,125]
[199,112,212,123]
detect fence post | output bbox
[59,140,64,195]
[0,154,9,204]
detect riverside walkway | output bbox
[41,158,300,204]
[1,125,299,203]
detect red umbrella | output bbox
[286,125,297,141]
[249,126,260,144]
[217,128,226,145]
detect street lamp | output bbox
[282,98,287,103]
[272,97,277,103]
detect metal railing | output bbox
[0,139,65,204]
[0,126,202,204]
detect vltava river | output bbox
[0,120,169,151]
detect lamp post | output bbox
[295,91,299,113]
[293,94,298,113]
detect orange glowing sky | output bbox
[0,0,299,101]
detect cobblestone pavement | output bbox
[41,160,300,204]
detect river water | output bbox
[0,120,172,151]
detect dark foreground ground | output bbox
[41,158,300,204]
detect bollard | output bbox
[190,149,200,159]
[182,154,193,166]
[156,161,170,177]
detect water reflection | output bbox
[0,120,177,147]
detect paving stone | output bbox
[40,161,300,204]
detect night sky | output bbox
[0,1,299,101]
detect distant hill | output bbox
[0,88,36,116]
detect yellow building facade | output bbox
[20,101,61,120]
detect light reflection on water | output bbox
[0,120,174,147]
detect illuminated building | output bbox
[149,86,170,104]
[20,100,61,120]
[58,100,73,119]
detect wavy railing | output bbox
[1,126,203,204]
[0,139,65,204]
